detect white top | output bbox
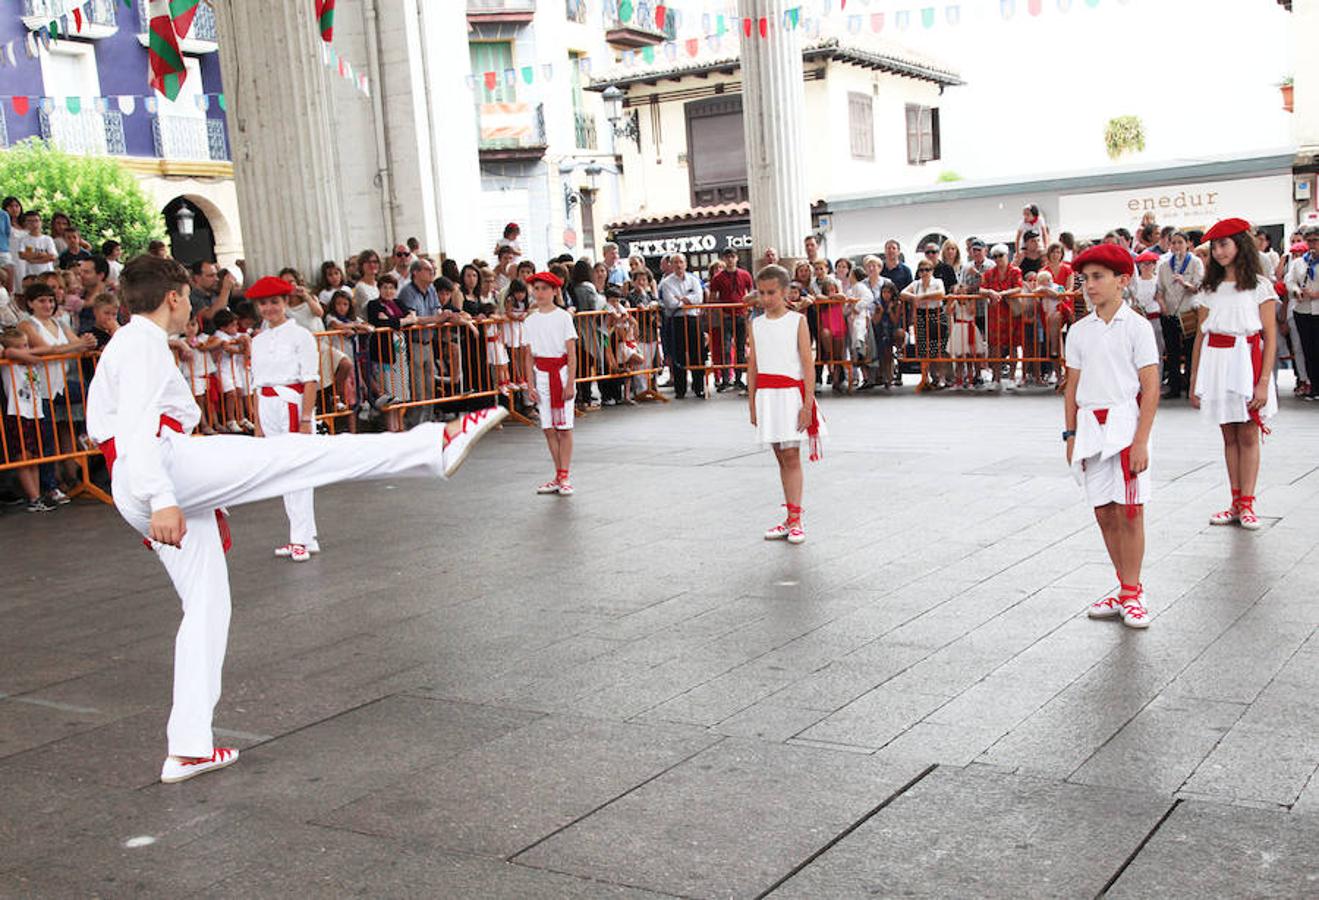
[353,281,380,312]
[251,318,319,387]
[659,272,703,317]
[86,316,201,512]
[1197,278,1276,336]
[523,306,577,358]
[318,288,347,308]
[108,259,123,283]
[23,314,69,398]
[13,232,56,281]
[4,361,43,419]
[285,301,322,333]
[1129,277,1159,314]
[1285,253,1319,316]
[1155,252,1204,316]
[901,277,945,309]
[752,310,806,379]
[1065,302,1159,410]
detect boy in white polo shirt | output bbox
[1064,243,1161,628]
[522,271,578,496]
[249,275,321,562]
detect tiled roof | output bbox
[605,203,749,231]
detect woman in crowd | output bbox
[364,274,414,432]
[902,258,948,391]
[316,260,350,308]
[934,240,961,294]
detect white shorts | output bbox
[535,367,574,431]
[1082,453,1151,509]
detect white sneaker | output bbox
[786,523,806,545]
[47,488,72,505]
[274,540,320,557]
[160,747,238,784]
[1087,596,1124,619]
[239,418,256,432]
[440,406,508,477]
[226,420,243,434]
[1208,506,1239,526]
[286,544,311,562]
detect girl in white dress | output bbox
[747,264,827,545]
[1189,218,1279,530]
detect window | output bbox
[469,41,516,103]
[848,92,874,160]
[905,105,941,165]
[685,95,748,207]
[569,51,596,150]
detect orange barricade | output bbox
[0,350,111,504]
[569,307,667,405]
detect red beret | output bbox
[1135,250,1161,264]
[1290,242,1308,254]
[246,276,295,299]
[1073,243,1134,278]
[527,271,563,289]
[1275,280,1288,299]
[1203,217,1252,243]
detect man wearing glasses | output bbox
[388,244,414,286]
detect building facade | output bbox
[590,35,961,269]
[0,0,240,267]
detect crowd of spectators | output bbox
[2,197,1317,513]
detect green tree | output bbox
[0,139,166,256]
[1104,115,1146,160]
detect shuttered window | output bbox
[905,104,941,165]
[848,92,874,160]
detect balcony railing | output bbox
[138,0,216,42]
[467,0,535,24]
[39,108,125,157]
[153,114,228,162]
[476,101,546,154]
[573,110,597,150]
[24,0,116,29]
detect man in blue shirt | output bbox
[880,239,913,294]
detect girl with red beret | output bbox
[1189,218,1279,530]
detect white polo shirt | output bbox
[1066,301,1159,410]
[251,318,319,387]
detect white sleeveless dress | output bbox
[1194,279,1278,426]
[752,311,828,447]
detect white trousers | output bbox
[111,425,448,758]
[257,389,317,546]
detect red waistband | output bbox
[534,356,570,427]
[756,374,804,390]
[1146,312,1161,319]
[1091,399,1142,519]
[756,374,823,462]
[1207,331,1268,434]
[1206,331,1260,349]
[259,383,306,397]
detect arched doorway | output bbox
[164,196,217,267]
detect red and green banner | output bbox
[147,0,186,100]
[170,0,202,38]
[316,0,336,43]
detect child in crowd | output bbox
[211,309,253,434]
[945,282,984,390]
[323,288,372,423]
[171,312,220,435]
[747,264,826,545]
[627,268,663,397]
[1038,269,1069,378]
[874,281,905,390]
[523,271,577,496]
[1,327,49,512]
[1189,217,1279,529]
[1127,250,1165,384]
[480,300,511,392]
[86,254,506,784]
[604,285,641,404]
[847,280,874,390]
[249,276,321,562]
[501,278,531,409]
[1064,244,1160,628]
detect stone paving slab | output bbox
[772,767,1171,899]
[1,390,1317,895]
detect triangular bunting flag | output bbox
[847,14,861,33]
[896,9,910,29]
[641,45,655,63]
[787,7,799,28]
[922,7,935,27]
[618,0,633,23]
[315,0,336,43]
[39,97,55,113]
[759,16,768,37]
[483,70,497,90]
[169,0,201,38]
[464,73,477,90]
[1001,0,1016,18]
[117,94,136,115]
[503,67,515,86]
[684,38,698,56]
[145,95,159,114]
[147,0,188,100]
[217,93,226,111]
[72,7,83,31]
[742,16,752,37]
[521,65,533,84]
[655,4,666,28]
[1029,0,1043,14]
[541,62,554,81]
[12,96,30,116]
[947,4,961,25]
[871,12,883,31]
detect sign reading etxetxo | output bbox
[615,225,753,259]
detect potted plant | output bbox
[1281,76,1294,113]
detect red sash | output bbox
[1092,402,1140,519]
[757,373,822,461]
[1206,331,1269,434]
[99,414,231,553]
[260,383,305,432]
[534,355,569,428]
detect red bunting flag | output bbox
[742,16,752,36]
[12,95,30,116]
[147,0,188,100]
[1029,0,1043,13]
[315,0,336,42]
[759,16,767,37]
[872,12,884,30]
[169,0,201,38]
[655,4,666,28]
[72,7,83,31]
[685,37,698,56]
[483,70,497,90]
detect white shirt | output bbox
[1066,302,1159,410]
[4,359,43,419]
[251,318,319,387]
[1155,252,1204,316]
[1198,278,1277,336]
[1285,253,1319,316]
[1128,276,1159,315]
[659,272,703,317]
[13,232,56,282]
[108,259,123,284]
[523,306,577,358]
[86,316,201,512]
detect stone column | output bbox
[1290,0,1319,229]
[214,1,348,278]
[738,0,810,267]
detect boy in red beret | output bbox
[523,271,578,495]
[86,256,506,784]
[1064,243,1161,628]
[249,275,321,562]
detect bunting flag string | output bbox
[2,92,227,118]
[320,42,371,97]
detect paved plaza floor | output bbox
[2,385,1318,897]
